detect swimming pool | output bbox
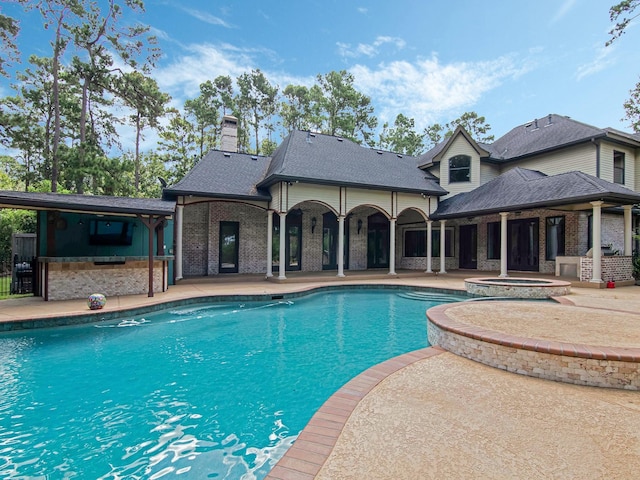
[0,288,465,479]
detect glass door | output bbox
[367,213,389,269]
[507,218,539,271]
[459,224,477,269]
[219,221,239,273]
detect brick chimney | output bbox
[221,115,238,152]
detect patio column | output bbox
[175,204,184,281]
[337,215,345,277]
[624,205,633,256]
[591,201,603,284]
[439,220,447,274]
[425,220,433,273]
[278,211,287,280]
[499,212,508,278]
[389,217,397,275]
[266,210,273,278]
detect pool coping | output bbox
[265,346,448,480]
[0,284,468,331]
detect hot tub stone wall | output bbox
[427,321,640,390]
[464,279,571,298]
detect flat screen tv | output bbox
[89,220,133,246]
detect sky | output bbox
[3,0,640,152]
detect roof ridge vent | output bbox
[377,150,383,155]
[336,137,343,142]
[251,155,258,160]
[223,152,231,157]
[544,114,553,127]
[396,154,403,158]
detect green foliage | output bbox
[0,209,36,263]
[378,114,425,156]
[0,11,21,76]
[633,249,640,280]
[607,1,640,46]
[623,80,640,133]
[310,70,377,145]
[236,69,279,155]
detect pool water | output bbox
[0,289,463,479]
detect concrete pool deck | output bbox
[1,271,639,479]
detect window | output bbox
[614,151,625,184]
[432,228,454,257]
[487,222,501,259]
[545,216,565,260]
[449,155,471,183]
[404,230,426,257]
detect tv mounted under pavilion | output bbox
[88,219,133,246]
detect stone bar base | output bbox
[42,260,168,301]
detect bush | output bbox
[0,209,36,263]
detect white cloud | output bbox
[357,7,368,14]
[337,36,406,59]
[154,43,264,98]
[350,53,532,129]
[180,7,233,28]
[575,45,615,81]
[550,0,577,25]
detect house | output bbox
[164,114,640,286]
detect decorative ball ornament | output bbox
[88,293,107,310]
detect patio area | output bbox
[1,270,640,479]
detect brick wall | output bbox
[579,255,633,282]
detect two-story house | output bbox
[164,114,640,285]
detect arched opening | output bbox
[322,211,350,270]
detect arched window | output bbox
[449,155,471,183]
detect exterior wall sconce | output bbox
[357,219,363,234]
[311,217,317,233]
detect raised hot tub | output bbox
[465,277,571,299]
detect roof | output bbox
[258,130,447,195]
[432,167,640,219]
[418,114,640,167]
[163,150,272,201]
[417,126,490,168]
[0,191,176,216]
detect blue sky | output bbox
[3,0,640,150]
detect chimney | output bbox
[221,115,238,152]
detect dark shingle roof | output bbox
[258,130,446,195]
[432,167,640,219]
[484,114,605,161]
[419,114,640,167]
[163,151,272,200]
[0,190,176,215]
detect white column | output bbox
[439,220,447,274]
[389,217,397,275]
[266,210,273,277]
[337,215,345,277]
[425,220,433,273]
[175,204,184,281]
[278,211,287,280]
[624,205,633,256]
[499,212,508,278]
[591,201,603,284]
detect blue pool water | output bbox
[0,288,464,479]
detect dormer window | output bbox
[449,155,471,183]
